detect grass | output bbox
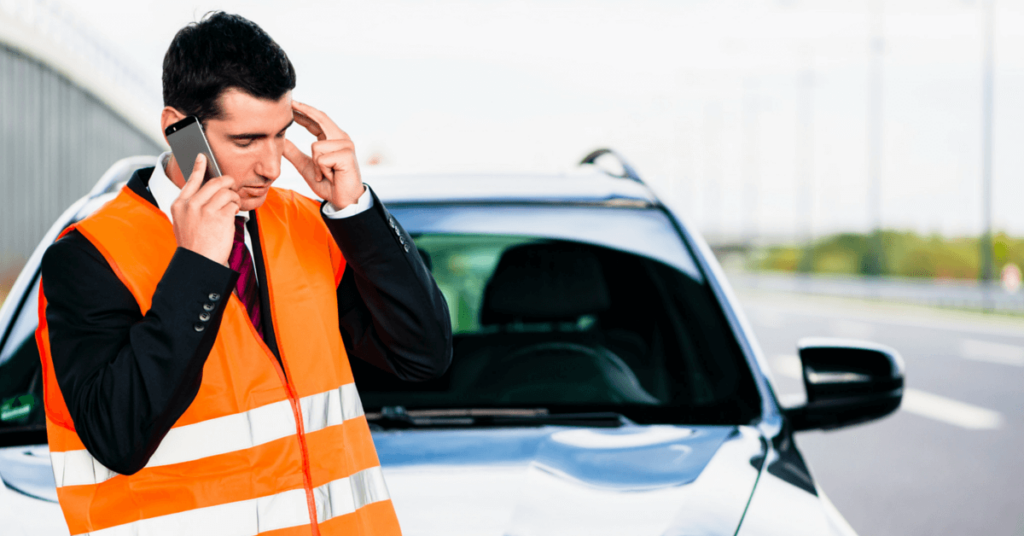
[748,230,1024,281]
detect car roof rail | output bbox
[86,155,159,199]
[579,148,644,184]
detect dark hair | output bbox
[162,12,296,123]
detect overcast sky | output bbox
[31,0,1024,240]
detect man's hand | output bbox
[171,154,241,266]
[283,100,366,208]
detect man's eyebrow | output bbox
[227,120,294,141]
[275,119,294,136]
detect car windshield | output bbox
[0,203,763,444]
[352,204,762,426]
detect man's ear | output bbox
[160,107,187,146]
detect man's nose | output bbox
[256,141,282,180]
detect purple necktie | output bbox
[229,217,263,338]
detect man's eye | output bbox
[236,140,255,148]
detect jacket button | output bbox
[208,293,221,302]
[199,312,211,322]
[404,244,410,253]
[193,323,206,332]
[203,303,215,312]
[399,235,405,245]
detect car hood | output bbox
[0,424,765,536]
[374,424,765,536]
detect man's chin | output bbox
[239,188,270,212]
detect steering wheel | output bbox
[472,342,660,405]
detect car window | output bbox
[387,204,703,281]
[352,205,762,426]
[0,272,45,443]
[0,204,762,444]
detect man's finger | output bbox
[314,152,335,184]
[292,101,346,140]
[292,110,326,141]
[210,187,241,212]
[189,176,235,207]
[179,153,207,199]
[311,139,353,156]
[283,139,319,182]
[315,151,355,179]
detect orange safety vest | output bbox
[35,184,402,536]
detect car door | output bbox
[0,257,68,535]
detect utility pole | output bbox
[866,0,885,276]
[742,78,760,246]
[980,0,995,285]
[703,102,723,242]
[797,49,815,272]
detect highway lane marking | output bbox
[960,339,1024,367]
[901,389,1003,430]
[771,355,1003,430]
[829,319,876,340]
[773,354,803,379]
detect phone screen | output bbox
[165,116,223,183]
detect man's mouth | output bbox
[236,175,274,196]
[241,181,272,192]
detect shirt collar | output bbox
[149,151,250,224]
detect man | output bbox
[36,12,451,536]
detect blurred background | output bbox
[1,0,1022,534]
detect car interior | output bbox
[0,281,45,445]
[353,236,763,425]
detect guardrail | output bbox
[728,271,1024,313]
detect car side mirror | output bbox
[784,337,904,432]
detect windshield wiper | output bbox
[367,406,626,429]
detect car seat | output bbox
[460,242,659,405]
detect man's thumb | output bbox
[283,139,315,180]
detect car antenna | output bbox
[579,148,644,184]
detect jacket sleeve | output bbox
[41,231,238,475]
[324,187,453,382]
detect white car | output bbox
[0,151,901,535]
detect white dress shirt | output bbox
[148,151,373,279]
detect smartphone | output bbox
[165,116,223,183]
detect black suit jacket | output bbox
[40,167,452,475]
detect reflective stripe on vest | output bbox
[81,466,390,536]
[50,383,365,487]
[37,186,401,536]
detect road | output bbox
[730,270,1024,313]
[736,289,1024,536]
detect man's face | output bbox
[203,89,294,212]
